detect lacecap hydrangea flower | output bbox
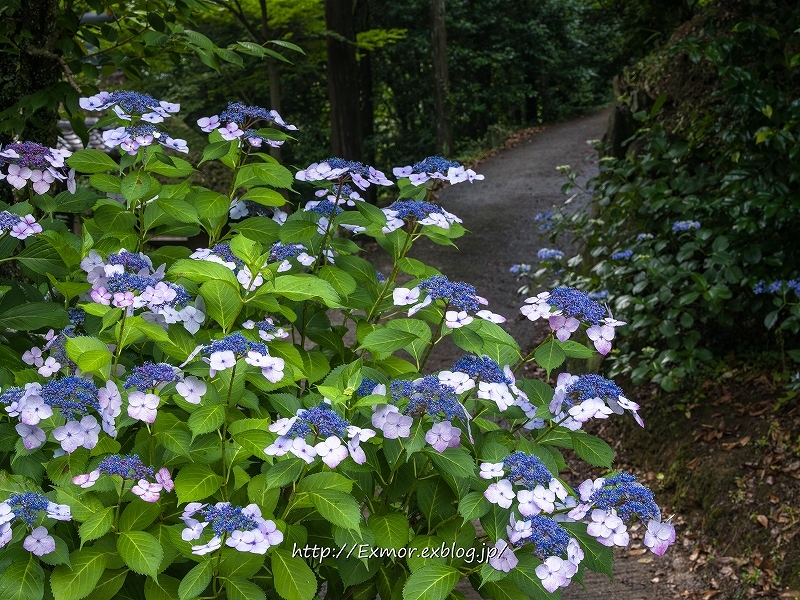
[393,156,484,185]
[197,101,297,147]
[73,454,173,502]
[0,142,75,194]
[80,90,187,155]
[0,211,43,240]
[393,274,505,327]
[520,287,626,354]
[181,502,283,556]
[0,492,71,556]
[266,403,374,467]
[296,158,393,191]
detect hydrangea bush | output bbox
[0,91,674,600]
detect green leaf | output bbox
[178,560,213,600]
[119,500,161,532]
[427,447,475,480]
[458,491,491,524]
[158,198,199,224]
[297,472,354,494]
[218,550,265,579]
[270,274,340,307]
[557,340,595,359]
[534,339,566,377]
[265,459,304,490]
[67,149,118,174]
[120,170,155,203]
[174,464,223,504]
[241,187,287,207]
[168,258,239,288]
[360,327,420,354]
[82,569,127,600]
[271,549,317,600]
[369,514,410,551]
[199,141,234,165]
[317,266,357,297]
[88,174,122,193]
[50,548,107,600]
[0,302,69,331]
[223,577,266,600]
[309,490,362,531]
[188,404,226,438]
[78,507,114,543]
[235,163,294,190]
[0,553,44,600]
[117,531,163,579]
[402,564,459,600]
[570,431,614,467]
[56,488,104,522]
[200,279,243,332]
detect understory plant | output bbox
[0,89,674,600]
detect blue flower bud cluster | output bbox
[515,515,571,558]
[611,249,633,260]
[306,200,342,218]
[220,102,286,128]
[286,403,351,438]
[97,454,155,480]
[451,355,510,384]
[537,248,564,261]
[123,362,179,391]
[0,142,59,170]
[325,158,372,178]
[357,378,379,396]
[410,156,461,175]
[589,472,660,522]
[107,250,152,273]
[503,452,552,489]
[6,492,51,525]
[509,264,531,275]
[204,332,268,357]
[419,275,480,312]
[106,91,162,114]
[399,375,464,422]
[40,376,100,420]
[67,308,85,325]
[566,374,624,403]
[384,200,448,222]
[546,287,605,325]
[210,243,245,268]
[268,242,306,262]
[200,503,259,537]
[672,220,701,231]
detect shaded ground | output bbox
[364,108,800,599]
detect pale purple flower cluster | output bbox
[380,200,463,234]
[195,332,285,383]
[393,275,505,328]
[242,317,289,342]
[520,288,626,354]
[181,502,283,556]
[0,211,42,240]
[0,378,120,452]
[537,248,564,261]
[81,249,201,332]
[197,102,297,148]
[80,90,186,155]
[567,474,675,555]
[480,453,582,592]
[229,197,288,223]
[72,454,174,503]
[672,220,701,232]
[0,492,71,556]
[393,156,484,185]
[296,158,393,191]
[266,403,374,467]
[548,373,644,428]
[0,142,75,194]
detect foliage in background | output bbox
[534,0,800,390]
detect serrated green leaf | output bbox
[570,431,614,467]
[534,339,566,377]
[78,507,114,543]
[67,149,118,174]
[50,548,107,600]
[188,404,226,438]
[458,492,491,524]
[119,500,161,532]
[309,490,362,531]
[369,513,410,550]
[178,560,213,600]
[117,531,162,579]
[0,553,44,600]
[402,564,459,600]
[174,464,223,504]
[223,577,266,600]
[271,549,317,600]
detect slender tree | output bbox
[430,0,452,156]
[324,0,362,160]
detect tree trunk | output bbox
[430,0,452,157]
[324,0,362,160]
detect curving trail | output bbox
[371,108,698,599]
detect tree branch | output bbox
[26,47,81,93]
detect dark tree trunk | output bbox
[430,0,452,157]
[355,0,376,201]
[325,0,362,160]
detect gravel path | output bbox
[371,108,695,599]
